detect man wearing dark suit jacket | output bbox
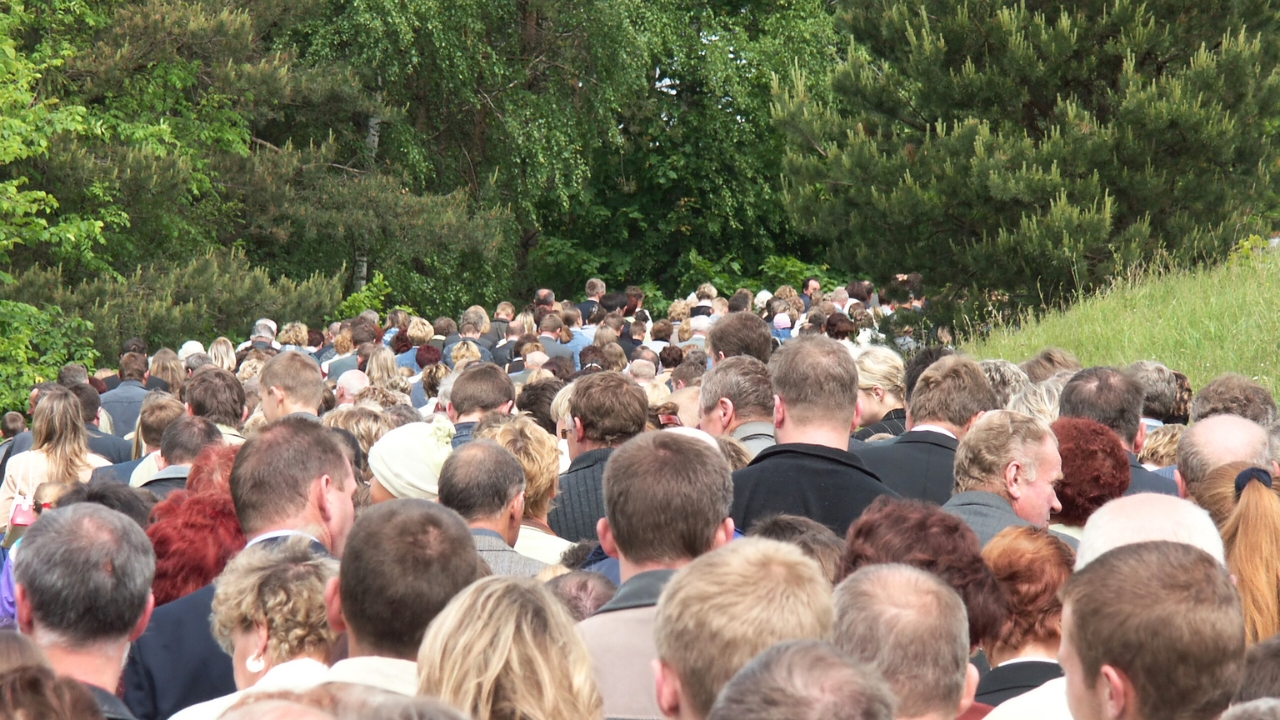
[732,336,898,536]
[855,356,1000,505]
[123,418,357,720]
[68,384,134,464]
[1058,366,1179,497]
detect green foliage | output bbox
[0,301,98,413]
[0,250,342,356]
[776,0,1280,320]
[332,272,393,322]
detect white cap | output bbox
[178,341,206,361]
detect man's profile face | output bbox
[806,280,820,295]
[1060,605,1105,720]
[1011,436,1062,527]
[327,459,359,559]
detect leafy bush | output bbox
[0,302,98,412]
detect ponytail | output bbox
[1223,475,1280,643]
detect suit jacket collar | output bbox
[567,447,613,473]
[895,430,959,451]
[593,569,677,615]
[1127,452,1142,470]
[748,443,876,474]
[948,490,1018,515]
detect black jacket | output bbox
[547,448,614,542]
[1125,453,1178,496]
[974,660,1062,706]
[854,430,958,505]
[731,443,899,536]
[853,408,908,441]
[90,457,145,486]
[87,426,133,464]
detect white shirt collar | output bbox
[246,529,322,549]
[909,424,957,440]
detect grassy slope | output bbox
[964,256,1280,394]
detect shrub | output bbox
[0,302,98,412]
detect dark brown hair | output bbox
[907,356,1000,427]
[185,367,247,428]
[230,419,351,537]
[449,364,515,416]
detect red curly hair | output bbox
[981,526,1075,652]
[184,443,239,495]
[1050,417,1129,526]
[839,496,1009,648]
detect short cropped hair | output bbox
[259,351,324,411]
[747,514,844,584]
[160,415,222,466]
[339,500,484,659]
[655,539,835,719]
[603,432,733,564]
[67,383,101,426]
[437,440,525,522]
[1236,635,1280,704]
[707,640,896,720]
[138,393,186,448]
[1127,361,1177,421]
[1191,373,1278,426]
[832,564,969,718]
[57,364,89,388]
[545,571,618,622]
[769,336,859,428]
[1019,347,1080,384]
[1061,542,1244,720]
[185,368,247,428]
[909,356,999,427]
[1058,367,1145,446]
[979,359,1031,408]
[16,504,155,644]
[707,312,772,364]
[230,418,351,537]
[954,410,1055,495]
[698,356,772,422]
[448,364,515,416]
[567,371,647,446]
[903,346,954,403]
[119,352,149,382]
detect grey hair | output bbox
[699,356,773,421]
[830,564,968,718]
[707,640,896,720]
[1126,361,1177,421]
[1223,698,1280,720]
[979,359,1031,408]
[15,504,155,645]
[252,322,276,340]
[1006,380,1062,423]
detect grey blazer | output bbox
[471,530,548,577]
[941,491,1079,550]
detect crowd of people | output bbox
[0,275,1277,720]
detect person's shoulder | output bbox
[87,453,113,468]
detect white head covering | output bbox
[754,290,773,311]
[178,340,205,361]
[665,426,720,449]
[368,415,455,501]
[689,315,713,334]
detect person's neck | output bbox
[39,638,129,693]
[727,415,771,433]
[277,399,316,418]
[342,634,414,662]
[898,711,955,720]
[454,412,485,425]
[470,518,516,547]
[911,419,964,438]
[987,639,1059,668]
[570,438,611,458]
[461,333,480,340]
[618,556,690,585]
[775,422,852,450]
[247,519,330,551]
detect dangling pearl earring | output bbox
[246,653,264,673]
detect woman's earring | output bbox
[246,653,264,673]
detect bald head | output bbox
[336,370,370,404]
[1075,494,1225,570]
[1177,414,1272,495]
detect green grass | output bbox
[964,255,1280,394]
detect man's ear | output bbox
[717,398,735,427]
[500,400,515,415]
[14,585,33,635]
[1173,468,1188,499]
[851,397,863,433]
[1132,422,1147,454]
[128,592,156,642]
[445,403,459,422]
[956,662,979,718]
[904,406,914,431]
[711,518,735,550]
[324,576,347,635]
[1004,460,1023,499]
[1099,664,1131,720]
[598,518,619,560]
[314,476,334,522]
[241,405,250,424]
[573,417,587,444]
[184,403,196,417]
[510,491,526,525]
[653,659,684,720]
[773,395,786,430]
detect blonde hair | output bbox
[278,323,308,346]
[667,300,691,324]
[417,577,604,720]
[208,337,237,373]
[365,346,399,387]
[601,344,627,372]
[1006,381,1062,424]
[1139,423,1184,468]
[322,405,394,461]
[32,390,91,485]
[474,415,560,519]
[210,538,338,666]
[333,330,354,356]
[406,317,434,346]
[150,348,185,398]
[450,342,482,369]
[550,382,576,425]
[854,346,906,400]
[654,539,834,718]
[954,410,1054,494]
[592,327,618,348]
[676,321,693,344]
[237,358,265,382]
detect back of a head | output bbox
[1236,634,1280,704]
[954,409,1054,495]
[1177,414,1271,494]
[769,335,859,429]
[909,355,1000,427]
[186,367,247,428]
[603,431,733,564]
[336,370,371,399]
[160,415,222,466]
[545,571,618,622]
[654,538,835,719]
[56,364,89,388]
[831,564,969,718]
[1,411,25,439]
[447,364,515,416]
[1062,541,1243,720]
[981,527,1075,654]
[67,382,101,426]
[855,346,906,400]
[707,640,896,720]
[119,352,149,382]
[436,440,525,523]
[0,665,104,720]
[1191,373,1278,426]
[58,483,155,529]
[903,346,955,403]
[15,504,155,644]
[747,514,844,584]
[135,392,185,448]
[707,312,772,364]
[230,419,351,537]
[978,359,1031,408]
[567,371,648,445]
[1126,361,1177,422]
[1018,347,1080,384]
[1076,494,1225,570]
[340,500,483,659]
[1058,366,1144,446]
[260,351,324,410]
[1051,416,1130,526]
[698,355,773,422]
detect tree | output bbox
[775,0,1280,319]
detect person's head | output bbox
[907,355,999,434]
[654,539,835,720]
[1138,422,1183,468]
[1235,635,1280,704]
[832,564,975,720]
[417,576,602,720]
[850,347,905,422]
[545,571,617,621]
[186,367,247,429]
[746,514,844,584]
[598,432,735,572]
[707,640,894,720]
[437,440,526,545]
[769,335,860,436]
[258,351,324,421]
[1050,417,1130,527]
[1019,347,1081,384]
[15,504,155,652]
[1,411,25,440]
[364,346,399,387]
[277,323,308,347]
[0,666,103,720]
[981,527,1074,660]
[367,416,455,502]
[697,356,773,436]
[584,277,606,299]
[56,363,89,389]
[30,387,90,484]
[902,347,954,404]
[838,497,1008,649]
[321,406,393,464]
[472,414,559,521]
[514,378,564,436]
[1191,373,1278,426]
[651,319,674,343]
[149,349,185,396]
[1074,493,1225,570]
[446,364,515,422]
[975,360,1028,409]
[1178,414,1274,497]
[1058,367,1146,451]
[208,337,237,372]
[327,500,483,660]
[563,371,647,457]
[159,415,222,468]
[230,418,356,556]
[334,370,371,406]
[118,352,148,383]
[954,410,1062,527]
[0,631,45,673]
[211,538,337,690]
[1060,542,1243,720]
[57,482,155,528]
[706,312,772,364]
[1125,361,1177,422]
